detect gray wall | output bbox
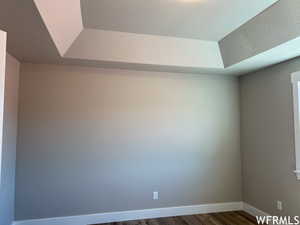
[240,56,300,216]
[15,64,241,220]
[0,54,20,225]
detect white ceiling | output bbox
[2,0,299,76]
[81,0,278,41]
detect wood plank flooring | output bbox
[93,211,260,225]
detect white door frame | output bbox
[291,72,300,180]
[0,30,7,185]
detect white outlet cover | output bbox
[153,192,159,200]
[277,201,283,211]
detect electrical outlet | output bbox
[153,191,159,200]
[277,201,283,211]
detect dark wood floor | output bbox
[94,211,259,225]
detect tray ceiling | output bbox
[81,0,278,41]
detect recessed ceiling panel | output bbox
[81,0,278,41]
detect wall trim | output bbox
[13,202,243,225]
[291,72,300,180]
[243,203,289,225]
[243,203,270,217]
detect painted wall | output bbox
[15,64,241,220]
[0,53,20,225]
[240,56,300,216]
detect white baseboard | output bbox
[243,203,278,225]
[13,202,243,225]
[243,203,270,217]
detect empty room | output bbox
[1,0,300,225]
